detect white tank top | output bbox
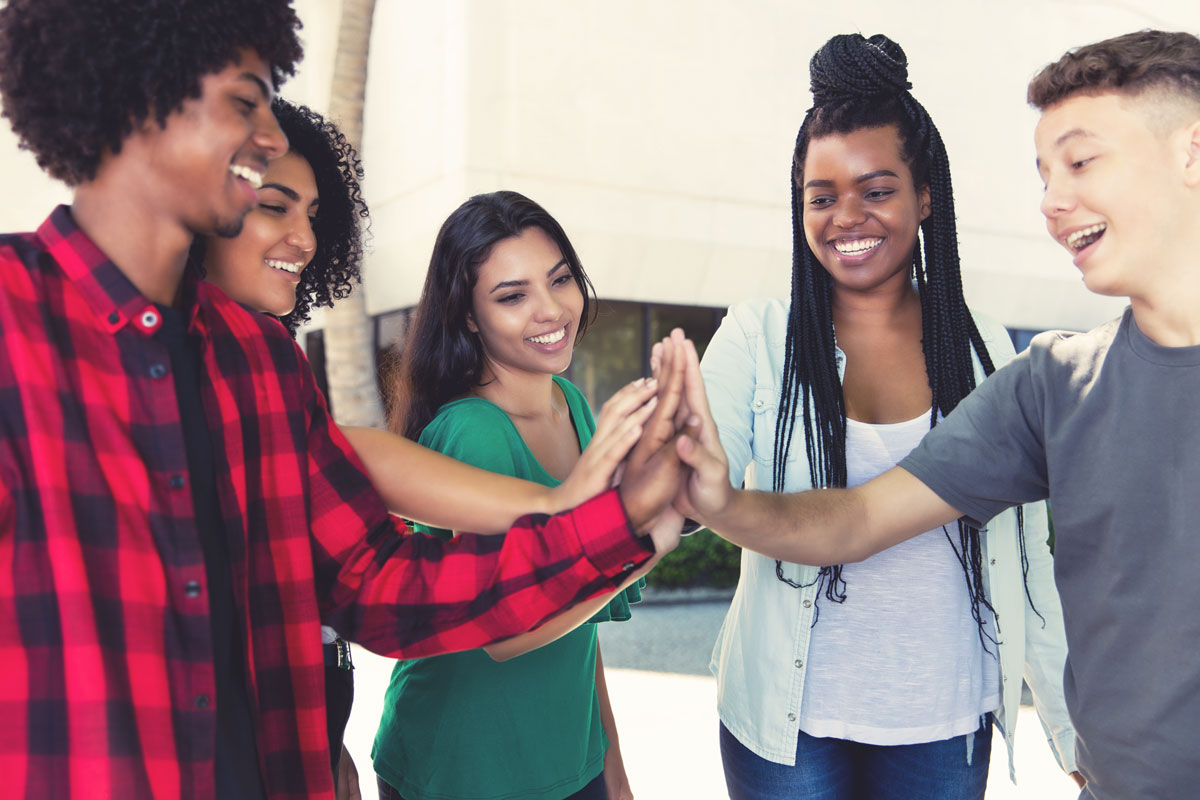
[797,410,1000,745]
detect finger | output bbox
[594,377,657,431]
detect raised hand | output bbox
[617,327,689,548]
[548,377,659,512]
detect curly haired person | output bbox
[0,2,689,797]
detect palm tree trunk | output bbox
[323,0,384,428]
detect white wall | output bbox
[4,1,1198,332]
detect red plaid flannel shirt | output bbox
[0,207,653,799]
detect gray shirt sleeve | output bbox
[900,349,1050,527]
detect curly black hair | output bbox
[0,0,303,186]
[272,99,368,334]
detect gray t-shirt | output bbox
[901,308,1200,800]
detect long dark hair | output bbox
[391,190,596,440]
[777,33,1039,644]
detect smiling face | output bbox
[800,125,931,296]
[122,49,287,238]
[1035,91,1195,299]
[203,150,318,316]
[467,226,585,381]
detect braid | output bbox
[776,33,1042,645]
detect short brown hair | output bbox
[1028,30,1200,110]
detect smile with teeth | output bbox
[230,164,264,189]
[833,237,883,255]
[527,327,566,345]
[266,259,302,274]
[1065,223,1106,252]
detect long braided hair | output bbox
[776,33,1040,646]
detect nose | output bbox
[1040,174,1073,220]
[255,106,289,160]
[533,288,565,322]
[287,216,316,257]
[833,196,867,228]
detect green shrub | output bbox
[646,528,741,589]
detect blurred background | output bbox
[5,0,1198,413]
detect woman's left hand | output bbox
[603,744,634,800]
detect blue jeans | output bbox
[720,717,992,800]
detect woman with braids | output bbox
[371,190,659,800]
[699,34,1078,798]
[203,106,660,799]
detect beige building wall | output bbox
[3,1,1198,333]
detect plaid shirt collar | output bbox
[38,204,204,337]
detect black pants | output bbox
[325,664,355,774]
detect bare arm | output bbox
[342,378,659,533]
[661,333,962,564]
[482,549,660,662]
[596,645,633,800]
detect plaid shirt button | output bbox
[194,694,209,708]
[149,363,167,378]
[184,581,202,597]
[169,475,186,489]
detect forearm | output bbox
[342,425,555,532]
[595,645,624,756]
[328,489,654,660]
[484,557,654,661]
[698,467,961,565]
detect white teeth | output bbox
[1066,223,1106,251]
[833,237,882,255]
[266,259,302,274]
[230,164,264,189]
[527,327,566,345]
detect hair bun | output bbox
[809,33,912,105]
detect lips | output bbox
[1064,223,1106,252]
[832,236,883,256]
[527,326,566,345]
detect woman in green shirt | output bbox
[373,190,652,800]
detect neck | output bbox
[831,277,921,329]
[71,174,195,307]
[1130,289,1200,347]
[474,364,560,419]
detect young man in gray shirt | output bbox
[672,30,1200,800]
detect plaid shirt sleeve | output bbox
[294,334,653,659]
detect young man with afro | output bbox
[672,30,1200,799]
[0,2,686,798]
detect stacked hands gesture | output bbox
[604,327,731,557]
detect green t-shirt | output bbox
[372,376,642,800]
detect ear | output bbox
[918,184,932,222]
[466,311,478,333]
[1182,118,1200,188]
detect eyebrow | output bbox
[488,259,570,294]
[1035,128,1096,171]
[241,72,273,103]
[803,169,899,190]
[259,183,320,209]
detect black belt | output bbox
[323,637,354,670]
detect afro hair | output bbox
[0,0,303,186]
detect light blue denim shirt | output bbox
[702,297,1076,781]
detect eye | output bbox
[807,196,834,208]
[258,203,286,215]
[865,188,895,201]
[497,292,524,304]
[552,273,574,287]
[235,96,258,114]
[1070,156,1096,171]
